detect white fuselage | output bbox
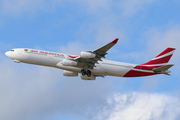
[5,48,136,77]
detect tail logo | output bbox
[124,48,175,77]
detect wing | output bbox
[74,38,119,69]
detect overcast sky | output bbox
[0,0,180,120]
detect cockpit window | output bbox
[10,50,14,52]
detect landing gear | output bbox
[81,69,91,77]
[87,70,91,77]
[81,69,87,76]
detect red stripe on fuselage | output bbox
[123,69,159,77]
[134,65,153,70]
[124,64,161,77]
[135,65,163,70]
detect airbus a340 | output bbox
[5,39,175,80]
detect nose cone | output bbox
[5,51,10,57]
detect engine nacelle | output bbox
[80,51,96,59]
[14,59,20,63]
[63,70,78,77]
[81,75,96,80]
[62,59,77,66]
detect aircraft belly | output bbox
[56,62,105,74]
[91,67,106,74]
[56,63,82,72]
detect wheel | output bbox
[81,69,86,76]
[87,70,91,77]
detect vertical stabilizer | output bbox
[142,48,176,66]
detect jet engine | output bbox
[63,70,78,77]
[62,59,77,66]
[80,51,96,59]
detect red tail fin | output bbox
[142,48,176,66]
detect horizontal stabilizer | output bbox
[164,73,171,76]
[153,64,174,73]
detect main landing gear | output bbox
[81,69,91,77]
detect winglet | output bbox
[111,38,119,44]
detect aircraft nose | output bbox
[5,51,10,57]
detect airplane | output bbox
[5,38,175,80]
